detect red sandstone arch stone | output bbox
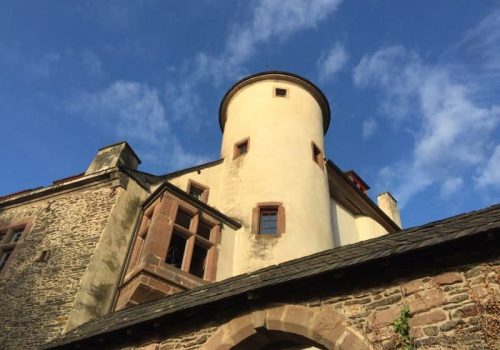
[201,304,374,350]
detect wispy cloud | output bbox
[67,81,210,170]
[165,0,344,124]
[354,45,500,206]
[361,118,377,140]
[475,145,500,190]
[317,42,348,81]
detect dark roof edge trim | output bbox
[161,158,224,180]
[219,71,331,134]
[326,160,400,232]
[143,180,241,230]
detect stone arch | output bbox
[201,304,374,350]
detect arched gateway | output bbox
[201,304,374,350]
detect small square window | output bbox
[275,87,287,97]
[187,180,209,203]
[252,203,286,236]
[233,138,250,159]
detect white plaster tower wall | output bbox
[218,72,335,275]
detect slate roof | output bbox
[45,203,500,349]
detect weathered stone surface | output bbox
[0,185,118,350]
[433,272,463,286]
[409,310,447,327]
[408,289,444,313]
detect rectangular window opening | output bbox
[189,186,204,200]
[259,208,278,234]
[175,208,193,230]
[0,250,13,271]
[275,87,287,97]
[189,243,208,278]
[312,142,324,168]
[196,220,212,240]
[165,231,187,269]
[11,229,23,243]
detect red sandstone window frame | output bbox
[0,218,33,276]
[187,180,209,203]
[312,142,324,169]
[252,202,286,236]
[125,194,221,282]
[233,137,250,160]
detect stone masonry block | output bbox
[433,272,463,286]
[409,310,447,327]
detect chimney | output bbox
[377,192,402,228]
[85,142,141,175]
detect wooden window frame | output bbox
[312,141,324,169]
[233,137,250,160]
[252,202,286,236]
[187,179,209,203]
[0,217,33,276]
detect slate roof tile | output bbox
[44,203,500,349]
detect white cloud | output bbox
[317,42,348,81]
[475,145,500,189]
[355,46,500,206]
[362,118,377,140]
[165,0,343,122]
[458,10,500,73]
[440,177,464,198]
[68,81,209,170]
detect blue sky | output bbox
[1,1,499,228]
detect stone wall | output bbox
[106,256,498,349]
[0,182,118,350]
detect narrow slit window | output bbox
[312,142,324,168]
[275,87,287,97]
[165,231,187,269]
[0,250,12,271]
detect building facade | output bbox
[0,72,497,350]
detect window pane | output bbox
[189,243,208,279]
[11,230,23,243]
[259,210,278,234]
[0,250,12,271]
[165,231,187,269]
[196,221,212,240]
[175,208,192,229]
[189,186,204,200]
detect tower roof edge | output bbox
[218,71,331,134]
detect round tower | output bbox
[218,71,334,274]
